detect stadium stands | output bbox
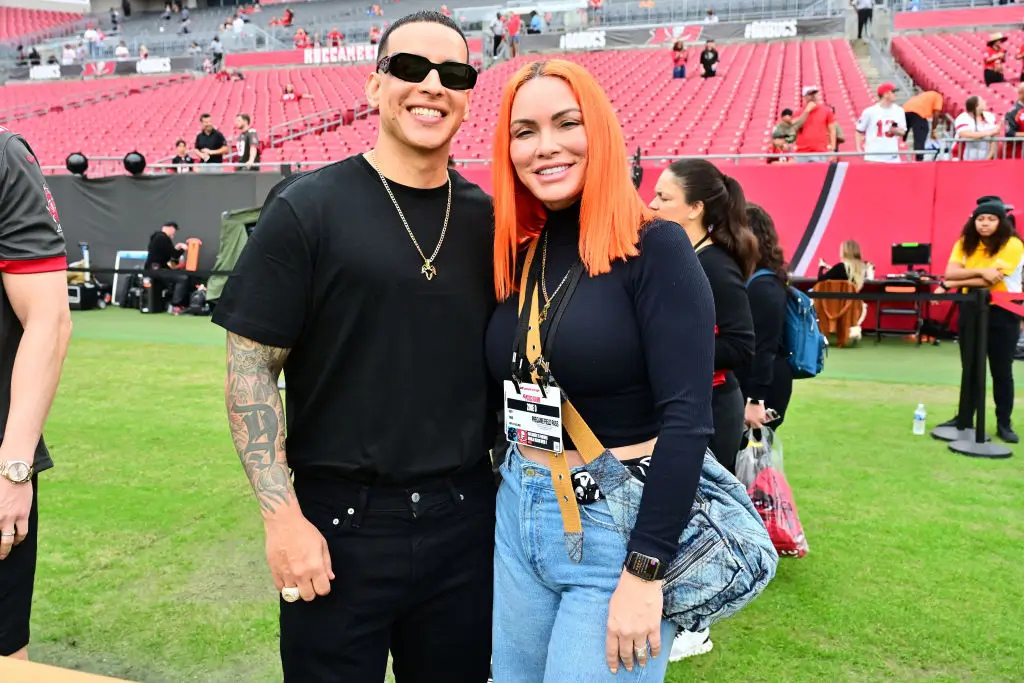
[0,6,82,42]
[3,39,885,169]
[892,31,1024,117]
[0,75,193,123]
[313,40,875,164]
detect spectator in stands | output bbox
[293,28,311,49]
[588,0,604,25]
[61,44,76,66]
[704,8,719,23]
[1004,82,1024,159]
[528,10,543,34]
[700,39,718,78]
[170,139,194,172]
[851,0,872,40]
[212,11,494,682]
[902,90,943,161]
[139,44,149,60]
[953,95,998,161]
[210,36,223,70]
[282,83,313,102]
[193,114,229,170]
[490,12,504,57]
[939,201,1022,443]
[489,58,712,683]
[767,131,793,163]
[671,40,686,79]
[737,204,793,430]
[145,221,190,312]
[818,240,870,291]
[855,82,907,163]
[984,33,1008,86]
[649,159,755,476]
[27,47,40,66]
[793,85,836,162]
[234,114,261,171]
[369,24,381,44]
[161,2,172,21]
[326,27,343,47]
[506,12,522,58]
[114,40,129,60]
[772,108,796,144]
[1017,40,1024,83]
[83,24,100,57]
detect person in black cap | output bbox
[145,221,190,311]
[939,200,1022,443]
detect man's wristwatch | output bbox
[0,460,33,484]
[623,551,665,582]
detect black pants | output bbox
[904,111,930,161]
[709,384,745,474]
[0,476,38,656]
[984,69,1005,87]
[956,303,1019,429]
[856,8,872,39]
[150,269,189,307]
[281,462,496,683]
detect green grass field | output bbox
[25,309,1024,682]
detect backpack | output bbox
[747,269,826,379]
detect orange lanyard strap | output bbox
[517,240,611,562]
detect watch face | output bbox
[7,461,30,482]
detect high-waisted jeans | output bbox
[492,445,677,683]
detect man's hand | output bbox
[745,401,767,429]
[265,510,335,601]
[805,101,817,112]
[0,479,32,560]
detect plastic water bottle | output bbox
[913,404,927,435]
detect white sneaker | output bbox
[668,628,713,662]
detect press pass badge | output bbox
[503,380,563,453]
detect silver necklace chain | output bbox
[368,150,452,281]
[540,230,573,321]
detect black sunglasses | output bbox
[377,52,478,91]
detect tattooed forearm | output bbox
[225,332,294,516]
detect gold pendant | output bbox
[538,303,551,322]
[421,261,437,281]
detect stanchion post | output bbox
[949,288,1012,459]
[931,290,985,443]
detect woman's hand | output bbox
[606,569,664,674]
[982,268,1004,284]
[745,401,767,428]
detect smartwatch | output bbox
[746,398,764,406]
[624,551,665,582]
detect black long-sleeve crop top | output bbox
[696,243,754,392]
[484,203,716,564]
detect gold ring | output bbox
[281,587,300,603]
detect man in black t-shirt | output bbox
[0,128,72,662]
[233,113,261,171]
[193,113,229,169]
[212,11,494,683]
[145,221,190,309]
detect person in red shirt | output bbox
[792,85,836,162]
[1004,82,1024,159]
[1016,41,1024,83]
[326,27,343,47]
[506,12,521,58]
[281,83,313,103]
[984,33,1008,86]
[369,24,381,44]
[293,28,310,49]
[671,40,686,79]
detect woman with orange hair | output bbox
[484,59,716,681]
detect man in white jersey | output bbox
[855,82,907,163]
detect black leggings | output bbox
[709,384,745,475]
[956,302,1019,429]
[856,8,872,39]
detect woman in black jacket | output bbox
[738,204,793,429]
[650,159,756,474]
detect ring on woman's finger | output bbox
[635,646,647,659]
[0,532,14,538]
[281,587,301,603]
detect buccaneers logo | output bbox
[42,182,62,234]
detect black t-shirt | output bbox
[736,272,789,401]
[195,128,227,163]
[0,130,69,472]
[696,243,754,393]
[146,231,183,269]
[484,206,716,564]
[212,155,496,485]
[171,154,194,172]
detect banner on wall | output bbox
[225,37,485,69]
[10,57,194,81]
[515,16,843,52]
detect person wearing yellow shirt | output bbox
[939,201,1023,443]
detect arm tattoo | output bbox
[225,332,294,515]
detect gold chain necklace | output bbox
[539,230,574,322]
[367,150,452,281]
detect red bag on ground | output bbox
[748,467,809,559]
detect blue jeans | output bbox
[493,445,677,683]
[672,65,685,79]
